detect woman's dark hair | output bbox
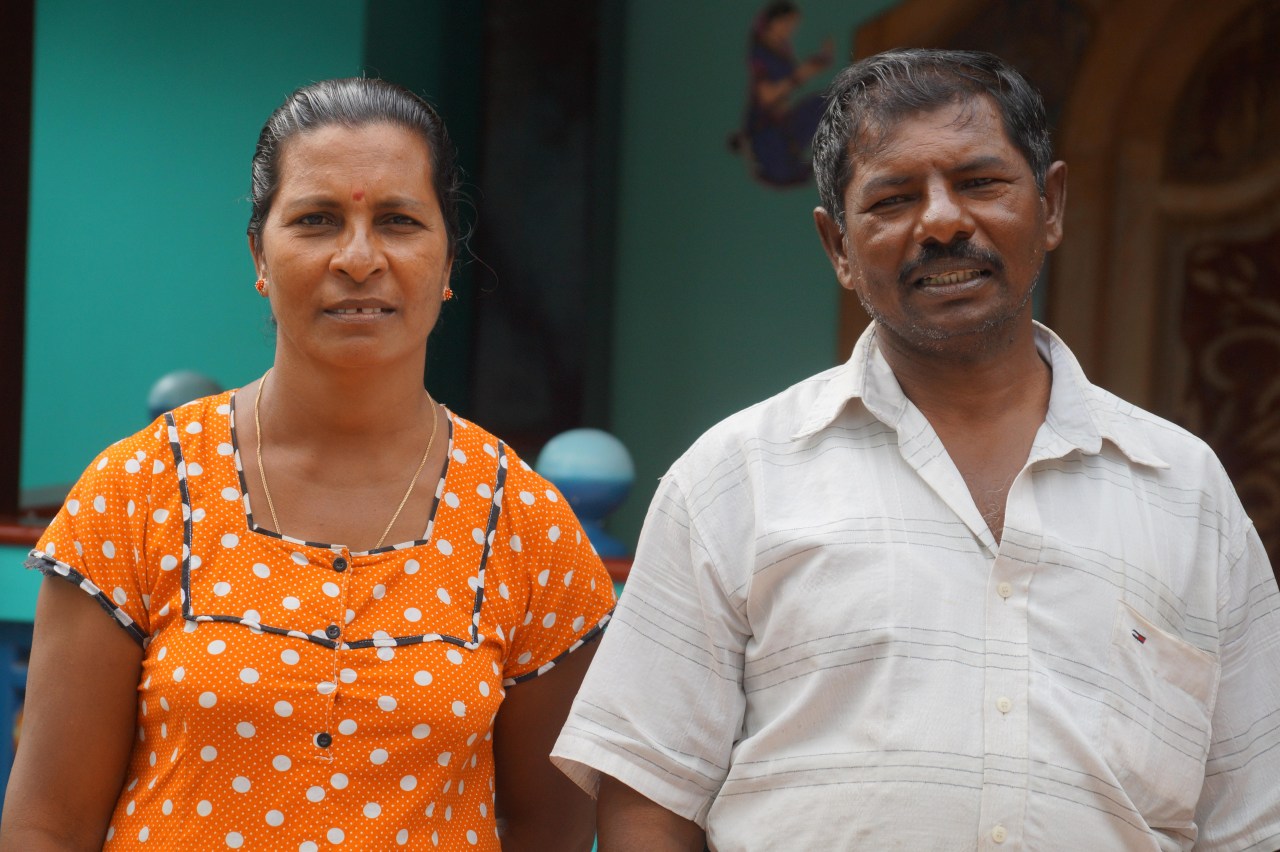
[760,1,799,24]
[812,48,1053,228]
[247,78,463,259]
[752,1,800,47]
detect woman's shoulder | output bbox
[157,389,237,433]
[79,390,237,481]
[446,411,549,490]
[446,410,528,469]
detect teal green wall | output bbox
[19,0,906,556]
[607,0,900,543]
[363,0,484,414]
[21,0,367,492]
[0,547,40,622]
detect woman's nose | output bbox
[330,226,386,282]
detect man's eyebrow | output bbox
[951,154,1013,173]
[857,174,913,196]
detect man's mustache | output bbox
[899,241,1006,287]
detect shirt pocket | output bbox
[1101,601,1219,829]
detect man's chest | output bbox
[728,450,1222,835]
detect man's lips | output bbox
[899,242,1005,289]
[916,268,991,287]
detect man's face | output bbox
[816,95,1066,360]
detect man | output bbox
[553,49,1280,850]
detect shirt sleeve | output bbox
[26,418,173,644]
[551,466,749,827]
[1195,523,1280,851]
[499,454,616,686]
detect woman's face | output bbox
[250,122,452,373]
[762,12,800,47]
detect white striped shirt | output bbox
[553,322,1280,851]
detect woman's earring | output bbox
[255,278,268,296]
[443,286,454,301]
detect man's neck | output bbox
[875,320,1052,543]
[877,320,1049,426]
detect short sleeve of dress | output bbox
[497,453,615,686]
[26,416,176,644]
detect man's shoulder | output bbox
[1038,325,1223,480]
[670,362,856,479]
[1084,382,1218,464]
[1077,380,1242,513]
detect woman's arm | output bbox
[0,576,142,851]
[494,640,600,852]
[755,37,835,112]
[597,775,706,851]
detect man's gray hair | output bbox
[812,48,1053,227]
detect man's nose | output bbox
[915,185,974,246]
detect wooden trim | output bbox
[851,0,987,58]
[0,519,44,548]
[1052,0,1256,405]
[602,556,631,584]
[1160,155,1280,217]
[0,0,34,516]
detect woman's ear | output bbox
[248,233,265,278]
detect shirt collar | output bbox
[793,321,1169,469]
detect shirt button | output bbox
[333,556,348,573]
[316,732,332,748]
[997,581,1012,598]
[992,825,1008,843]
[325,624,341,640]
[997,696,1013,714]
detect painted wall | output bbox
[0,546,40,622]
[10,0,484,619]
[18,0,907,553]
[21,0,367,493]
[607,0,901,543]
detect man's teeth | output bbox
[332,308,386,314]
[920,269,985,286]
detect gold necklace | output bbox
[253,369,440,549]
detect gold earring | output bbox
[255,278,268,296]
[443,286,454,301]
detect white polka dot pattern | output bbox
[27,392,616,849]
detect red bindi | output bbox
[352,190,365,201]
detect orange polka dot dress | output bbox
[27,391,616,850]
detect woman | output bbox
[730,1,833,187]
[1,78,615,850]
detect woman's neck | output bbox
[259,356,435,443]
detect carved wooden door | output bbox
[847,0,1280,576]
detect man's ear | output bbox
[814,207,856,291]
[1041,160,1067,251]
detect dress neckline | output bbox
[223,388,456,555]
